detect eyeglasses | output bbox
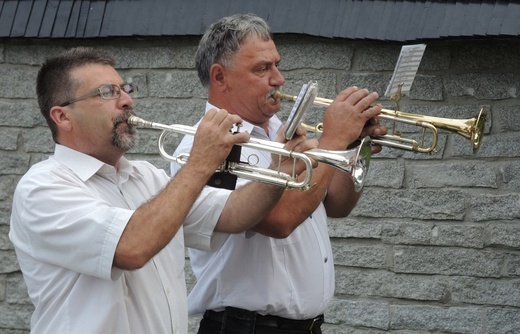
[59,83,137,107]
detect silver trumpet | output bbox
[128,115,372,192]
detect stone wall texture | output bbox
[0,35,519,334]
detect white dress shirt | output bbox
[9,144,230,334]
[171,103,335,320]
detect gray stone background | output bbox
[0,35,519,333]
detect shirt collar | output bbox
[53,144,138,182]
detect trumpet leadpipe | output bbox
[275,91,332,108]
[127,114,198,136]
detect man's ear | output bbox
[49,106,73,132]
[209,63,227,90]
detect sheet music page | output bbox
[384,44,426,97]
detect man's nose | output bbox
[118,89,133,109]
[271,66,286,87]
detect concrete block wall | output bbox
[0,35,518,333]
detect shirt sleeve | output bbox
[170,131,195,177]
[173,129,235,251]
[183,186,231,252]
[10,165,131,281]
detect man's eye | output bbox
[100,85,116,98]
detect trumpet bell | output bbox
[353,137,372,191]
[304,136,371,192]
[379,105,488,153]
[467,106,488,151]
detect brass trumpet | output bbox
[128,115,372,192]
[275,82,488,153]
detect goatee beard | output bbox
[113,109,138,151]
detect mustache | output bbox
[114,108,137,134]
[114,108,135,125]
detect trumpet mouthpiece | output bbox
[272,89,282,100]
[272,89,293,102]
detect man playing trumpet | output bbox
[171,13,387,334]
[9,46,317,334]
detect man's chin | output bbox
[261,106,276,118]
[115,140,137,152]
[266,98,281,112]
[113,130,138,152]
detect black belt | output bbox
[203,307,324,331]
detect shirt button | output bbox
[324,257,328,263]
[166,287,171,294]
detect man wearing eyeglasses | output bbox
[8,47,317,334]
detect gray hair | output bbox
[195,13,273,88]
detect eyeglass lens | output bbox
[100,84,135,100]
[100,85,118,99]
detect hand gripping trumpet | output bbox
[275,81,488,154]
[128,115,372,192]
